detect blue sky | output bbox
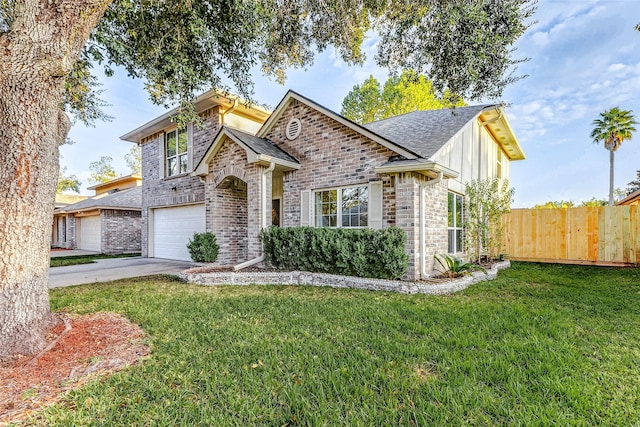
[63,0,640,207]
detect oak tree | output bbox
[0,0,535,359]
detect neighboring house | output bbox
[123,90,524,279]
[52,194,88,247]
[52,175,142,253]
[615,189,640,206]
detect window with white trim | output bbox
[165,128,188,176]
[448,192,464,253]
[314,185,368,228]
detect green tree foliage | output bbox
[626,170,640,195]
[56,166,81,194]
[590,107,637,205]
[580,198,608,207]
[62,55,113,127]
[88,156,118,185]
[533,200,575,209]
[3,0,535,127]
[464,178,514,263]
[125,145,142,176]
[376,0,535,101]
[341,70,466,123]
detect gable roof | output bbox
[193,126,300,176]
[256,90,422,160]
[364,105,494,159]
[56,187,141,213]
[224,127,298,164]
[257,90,524,162]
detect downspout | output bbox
[234,162,276,270]
[220,98,239,126]
[419,172,443,279]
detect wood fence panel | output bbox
[502,206,640,265]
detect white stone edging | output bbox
[178,261,510,295]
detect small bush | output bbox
[187,232,219,263]
[260,227,408,279]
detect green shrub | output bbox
[187,232,219,263]
[260,227,408,279]
[434,254,486,278]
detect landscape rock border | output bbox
[180,260,511,295]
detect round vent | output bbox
[285,118,302,140]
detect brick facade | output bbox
[101,209,142,254]
[140,108,220,256]
[264,100,397,229]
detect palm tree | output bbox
[591,107,637,205]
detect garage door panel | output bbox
[152,204,205,261]
[78,215,101,252]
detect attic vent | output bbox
[286,118,302,140]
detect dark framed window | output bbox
[448,192,464,253]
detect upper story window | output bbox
[314,185,368,228]
[165,128,188,176]
[448,192,464,254]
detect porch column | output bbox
[395,173,421,281]
[246,165,273,259]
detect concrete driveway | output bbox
[49,256,195,288]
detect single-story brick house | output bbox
[122,90,524,279]
[52,175,142,253]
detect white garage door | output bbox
[78,215,101,252]
[152,204,205,261]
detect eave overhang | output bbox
[375,160,459,179]
[120,90,271,143]
[478,108,525,161]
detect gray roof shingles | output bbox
[364,105,495,159]
[57,186,142,212]
[225,126,299,164]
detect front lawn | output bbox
[50,253,141,267]
[44,263,640,425]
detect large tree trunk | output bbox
[0,0,110,361]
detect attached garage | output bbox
[151,204,205,261]
[78,215,102,252]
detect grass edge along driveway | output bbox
[50,253,141,268]
[44,262,640,426]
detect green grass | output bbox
[49,253,141,267]
[42,263,640,426]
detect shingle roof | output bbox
[363,105,495,159]
[57,186,141,212]
[225,126,299,164]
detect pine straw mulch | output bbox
[0,312,149,426]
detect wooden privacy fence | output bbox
[502,206,640,266]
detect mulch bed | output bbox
[0,312,149,425]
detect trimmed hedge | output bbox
[260,227,408,279]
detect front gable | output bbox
[257,90,420,160]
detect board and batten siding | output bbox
[430,120,510,194]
